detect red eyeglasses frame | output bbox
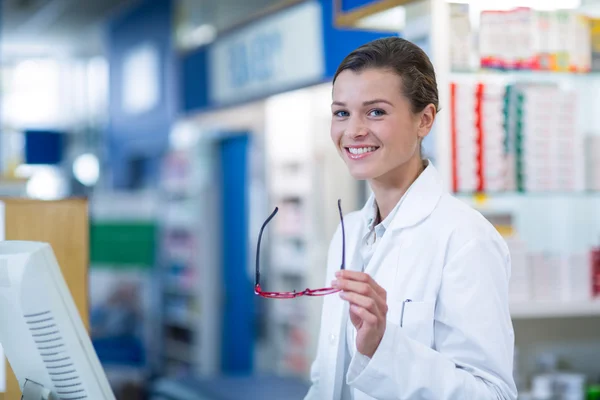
[254,199,346,299]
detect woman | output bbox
[304,37,517,399]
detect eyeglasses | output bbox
[254,199,346,299]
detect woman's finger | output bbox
[364,274,387,300]
[340,291,384,317]
[334,279,377,298]
[349,304,378,325]
[335,270,387,300]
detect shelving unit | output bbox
[88,192,158,398]
[428,0,600,312]
[263,159,313,376]
[157,140,221,378]
[510,300,600,319]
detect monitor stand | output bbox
[21,379,56,400]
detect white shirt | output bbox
[343,193,405,399]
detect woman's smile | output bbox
[345,145,380,160]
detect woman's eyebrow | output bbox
[331,99,394,107]
[363,99,393,107]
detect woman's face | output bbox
[331,68,433,182]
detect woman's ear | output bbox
[418,104,436,138]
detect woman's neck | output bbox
[369,157,425,223]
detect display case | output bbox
[157,139,221,378]
[436,0,600,312]
[0,198,89,400]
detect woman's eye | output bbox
[334,110,349,117]
[369,109,386,117]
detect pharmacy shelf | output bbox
[164,314,200,330]
[510,300,600,319]
[451,69,600,78]
[456,192,600,197]
[164,339,196,364]
[456,192,600,214]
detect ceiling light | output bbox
[73,153,100,187]
[447,0,582,11]
[26,167,66,200]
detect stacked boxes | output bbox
[552,89,583,191]
[449,3,472,71]
[506,236,531,302]
[505,237,595,303]
[508,84,583,192]
[591,18,600,71]
[450,82,508,192]
[452,81,586,193]
[592,245,600,297]
[532,10,554,70]
[525,252,591,302]
[481,84,508,191]
[573,13,593,72]
[503,85,520,191]
[451,82,479,192]
[477,8,592,72]
[586,136,600,191]
[529,253,562,302]
[559,253,593,302]
[553,10,592,73]
[479,10,505,70]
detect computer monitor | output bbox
[0,241,116,400]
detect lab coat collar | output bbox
[360,161,444,232]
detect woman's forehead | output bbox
[332,69,403,101]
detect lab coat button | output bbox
[329,334,336,344]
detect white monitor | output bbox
[0,241,115,400]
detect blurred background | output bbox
[0,0,599,399]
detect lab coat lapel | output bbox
[362,163,444,297]
[387,162,444,233]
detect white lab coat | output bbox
[305,163,517,400]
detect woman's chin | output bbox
[348,168,376,181]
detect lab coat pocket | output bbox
[399,300,435,348]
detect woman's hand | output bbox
[332,270,388,358]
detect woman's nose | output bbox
[345,118,368,138]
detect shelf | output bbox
[164,317,198,330]
[164,308,201,328]
[451,69,600,78]
[510,300,600,319]
[456,192,600,198]
[164,339,196,363]
[455,192,600,213]
[163,285,196,297]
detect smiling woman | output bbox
[330,37,439,221]
[305,37,517,400]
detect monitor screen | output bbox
[0,241,115,399]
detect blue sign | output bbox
[340,0,380,13]
[209,2,325,106]
[228,31,282,89]
[180,0,392,112]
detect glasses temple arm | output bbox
[256,207,279,287]
[338,199,345,270]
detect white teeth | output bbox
[348,147,377,155]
